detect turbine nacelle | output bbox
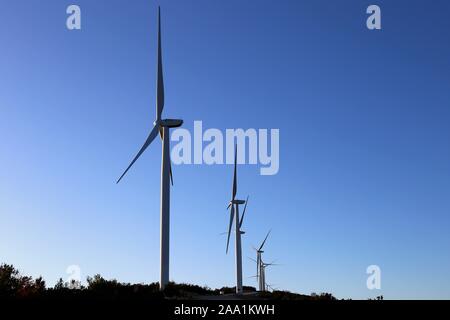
[158,119,183,128]
[221,230,245,235]
[231,199,246,205]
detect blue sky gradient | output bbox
[1,0,450,299]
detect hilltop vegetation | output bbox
[0,263,335,300]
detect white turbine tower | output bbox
[226,146,248,294]
[116,7,182,291]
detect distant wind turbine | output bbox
[260,260,278,292]
[116,7,182,290]
[225,145,248,294]
[265,282,278,292]
[252,230,273,292]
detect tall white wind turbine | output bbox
[116,7,182,290]
[226,146,248,294]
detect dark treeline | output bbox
[0,263,335,300]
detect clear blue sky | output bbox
[1,0,450,299]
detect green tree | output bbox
[0,263,46,297]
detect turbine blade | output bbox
[156,6,164,121]
[116,125,159,183]
[226,203,231,210]
[232,144,237,200]
[259,229,271,251]
[226,204,235,254]
[239,195,249,228]
[248,257,257,263]
[169,151,174,186]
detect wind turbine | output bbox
[225,145,248,294]
[265,282,278,292]
[116,7,182,291]
[253,230,271,291]
[260,260,277,292]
